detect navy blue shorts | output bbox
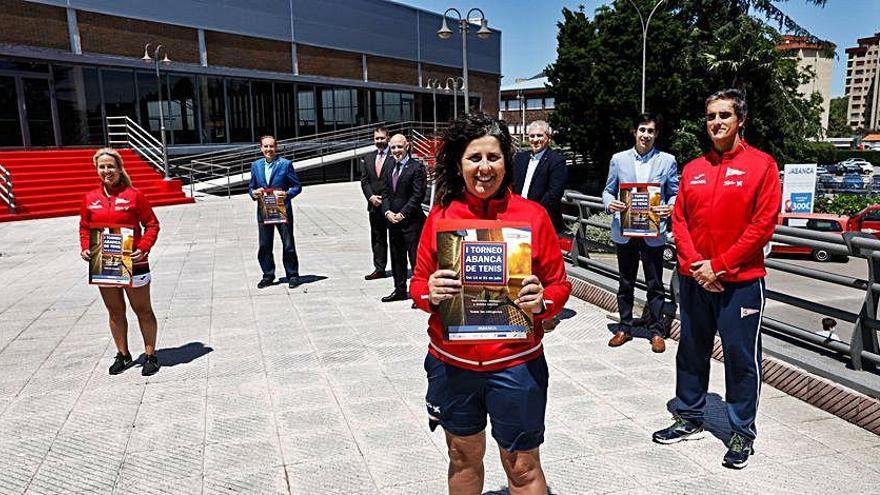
[424,353,549,452]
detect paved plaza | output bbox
[1,182,879,494]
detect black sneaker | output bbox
[652,416,705,444]
[287,276,300,289]
[142,354,161,376]
[108,352,133,375]
[722,433,754,469]
[257,278,274,289]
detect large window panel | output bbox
[23,78,55,146]
[402,93,414,122]
[296,85,316,137]
[136,71,162,138]
[167,74,198,144]
[275,82,296,140]
[226,79,252,143]
[102,70,137,122]
[252,81,274,139]
[52,65,90,145]
[334,88,356,129]
[318,86,334,133]
[198,76,226,143]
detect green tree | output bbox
[826,96,852,138]
[545,0,828,187]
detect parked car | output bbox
[848,204,880,238]
[840,158,874,175]
[842,163,863,175]
[816,165,828,175]
[842,172,865,189]
[772,213,849,262]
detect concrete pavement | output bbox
[0,181,878,494]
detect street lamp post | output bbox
[142,42,171,179]
[625,0,667,113]
[444,77,464,119]
[437,7,491,116]
[517,90,526,143]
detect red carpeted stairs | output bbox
[0,149,193,222]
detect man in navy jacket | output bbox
[381,133,426,302]
[513,120,567,233]
[248,135,302,289]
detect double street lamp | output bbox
[437,7,491,116]
[444,76,464,119]
[425,78,442,137]
[141,42,171,179]
[625,0,667,113]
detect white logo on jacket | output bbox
[87,200,102,210]
[726,168,746,177]
[690,178,707,185]
[723,180,744,187]
[115,197,130,205]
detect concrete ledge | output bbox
[568,272,880,436]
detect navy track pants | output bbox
[675,276,765,439]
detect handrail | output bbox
[562,190,880,372]
[106,115,167,177]
[0,163,15,214]
[176,120,437,196]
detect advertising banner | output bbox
[782,164,817,214]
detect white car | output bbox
[839,158,874,174]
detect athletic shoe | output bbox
[109,352,133,375]
[722,433,754,469]
[257,278,273,289]
[142,354,161,376]
[652,416,705,444]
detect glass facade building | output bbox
[0,58,470,148]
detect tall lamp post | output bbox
[142,42,171,179]
[437,7,491,116]
[517,90,526,143]
[625,0,667,113]
[444,76,464,119]
[425,78,441,137]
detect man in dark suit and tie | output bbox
[381,133,426,302]
[512,120,568,233]
[360,126,393,280]
[248,135,302,289]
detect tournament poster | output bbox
[88,225,135,287]
[619,182,662,238]
[435,219,533,344]
[260,189,288,225]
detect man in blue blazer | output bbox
[602,114,679,352]
[513,120,567,233]
[248,135,302,289]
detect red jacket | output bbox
[410,191,571,371]
[672,141,781,282]
[79,184,160,267]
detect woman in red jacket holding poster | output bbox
[79,148,161,376]
[410,114,571,494]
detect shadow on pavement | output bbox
[146,342,213,367]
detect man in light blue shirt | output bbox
[602,113,679,353]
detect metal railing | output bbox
[172,121,437,196]
[106,116,167,177]
[562,190,880,372]
[0,163,15,214]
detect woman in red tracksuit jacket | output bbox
[410,114,571,494]
[79,148,161,376]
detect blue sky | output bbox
[397,0,879,97]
